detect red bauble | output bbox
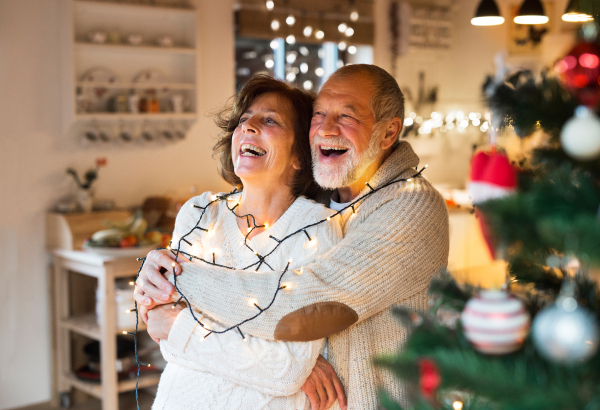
[556,41,600,107]
[418,358,441,400]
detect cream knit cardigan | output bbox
[165,141,450,409]
[153,194,342,410]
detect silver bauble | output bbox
[560,106,600,161]
[532,297,599,364]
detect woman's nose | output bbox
[242,118,258,134]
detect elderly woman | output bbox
[147,75,343,410]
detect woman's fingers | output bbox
[138,250,180,301]
[133,283,157,309]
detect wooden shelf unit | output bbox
[60,0,199,140]
[52,249,157,410]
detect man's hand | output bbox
[146,303,185,344]
[134,249,189,322]
[301,355,347,410]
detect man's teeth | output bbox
[321,146,348,151]
[241,143,267,157]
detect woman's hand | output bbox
[146,303,185,344]
[301,355,347,410]
[134,249,189,322]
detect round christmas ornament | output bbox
[461,290,530,354]
[532,296,600,364]
[555,41,600,107]
[467,149,518,258]
[418,358,441,400]
[560,106,600,161]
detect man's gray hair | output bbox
[329,64,405,140]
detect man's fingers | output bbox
[320,372,337,409]
[302,379,320,410]
[314,375,328,410]
[332,374,347,410]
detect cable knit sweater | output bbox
[164,141,450,409]
[153,194,342,410]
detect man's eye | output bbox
[341,114,354,119]
[313,111,323,116]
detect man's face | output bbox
[310,75,382,190]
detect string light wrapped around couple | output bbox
[130,163,427,404]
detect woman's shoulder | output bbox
[176,191,233,227]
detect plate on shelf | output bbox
[79,67,119,112]
[82,243,159,258]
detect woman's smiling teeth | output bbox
[241,143,267,157]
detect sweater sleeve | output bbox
[160,308,324,396]
[171,181,449,341]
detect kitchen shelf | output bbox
[75,42,196,55]
[76,113,197,121]
[76,81,196,90]
[75,0,196,16]
[59,313,147,341]
[63,372,161,399]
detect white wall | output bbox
[0,0,234,408]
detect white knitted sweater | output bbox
[162,141,450,409]
[152,193,342,410]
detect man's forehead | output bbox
[315,76,373,109]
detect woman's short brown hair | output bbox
[213,75,319,198]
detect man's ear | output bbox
[381,117,402,150]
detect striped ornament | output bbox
[461,290,530,354]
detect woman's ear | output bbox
[292,156,302,171]
[381,117,402,150]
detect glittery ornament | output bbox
[532,296,599,364]
[555,41,600,107]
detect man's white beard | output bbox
[311,130,382,190]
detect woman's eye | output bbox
[239,117,248,124]
[265,117,277,124]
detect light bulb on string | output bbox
[338,41,347,51]
[345,27,354,37]
[286,34,296,44]
[315,30,324,39]
[303,26,313,37]
[348,45,357,54]
[271,19,280,31]
[338,23,348,32]
[286,14,296,26]
[266,0,274,10]
[350,11,359,21]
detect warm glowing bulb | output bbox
[167,246,171,250]
[253,250,258,255]
[338,41,347,51]
[172,262,176,267]
[286,14,296,26]
[122,331,128,335]
[453,401,463,410]
[350,11,359,21]
[271,19,280,31]
[338,23,348,32]
[286,34,296,44]
[126,309,132,313]
[514,15,549,24]
[266,0,274,10]
[345,27,354,37]
[407,179,412,182]
[129,281,135,286]
[471,16,505,26]
[348,45,357,54]
[303,26,313,37]
[288,258,293,263]
[562,12,593,22]
[327,216,331,221]
[248,298,258,307]
[315,30,324,39]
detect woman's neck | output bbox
[235,183,296,240]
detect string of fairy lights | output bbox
[129,164,427,409]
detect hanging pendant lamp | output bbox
[471,0,505,26]
[514,0,549,24]
[562,0,594,22]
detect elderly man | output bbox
[136,64,449,410]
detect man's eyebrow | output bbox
[344,104,359,114]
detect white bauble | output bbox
[561,106,600,161]
[532,297,599,364]
[461,290,530,354]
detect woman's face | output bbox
[232,92,300,190]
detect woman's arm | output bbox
[160,308,324,396]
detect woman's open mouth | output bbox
[320,146,349,158]
[240,143,267,157]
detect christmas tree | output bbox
[376,21,600,410]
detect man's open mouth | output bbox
[240,143,267,157]
[320,146,349,158]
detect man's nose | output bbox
[318,115,339,137]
